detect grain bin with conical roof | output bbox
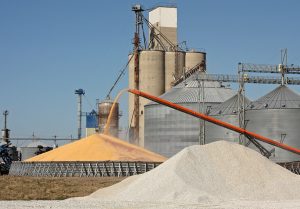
[246,85,300,162]
[144,71,235,157]
[205,94,251,144]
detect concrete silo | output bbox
[164,51,185,91]
[246,85,300,162]
[128,50,165,146]
[185,51,206,72]
[144,71,235,157]
[205,94,251,144]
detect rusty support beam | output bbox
[133,33,140,145]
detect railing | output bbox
[9,161,162,177]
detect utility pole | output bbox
[75,89,85,140]
[1,110,10,143]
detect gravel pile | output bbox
[87,141,300,203]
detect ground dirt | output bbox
[0,176,125,200]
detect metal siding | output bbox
[205,94,250,145]
[246,109,300,162]
[205,115,240,144]
[86,114,98,128]
[144,70,236,157]
[98,100,119,137]
[20,147,39,161]
[86,128,97,137]
[145,102,219,157]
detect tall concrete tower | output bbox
[149,6,177,50]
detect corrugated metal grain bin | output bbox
[246,85,300,162]
[144,71,235,157]
[205,94,251,144]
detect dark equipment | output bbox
[0,142,13,175]
[34,145,53,156]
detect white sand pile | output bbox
[87,141,300,203]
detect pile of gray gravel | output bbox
[87,141,300,203]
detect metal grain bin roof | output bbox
[209,94,251,115]
[248,85,300,110]
[146,72,235,105]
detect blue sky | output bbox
[1,0,300,138]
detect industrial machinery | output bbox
[34,145,53,156]
[0,142,12,175]
[145,49,300,159]
[129,5,207,147]
[0,110,15,174]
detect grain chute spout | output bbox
[128,89,300,156]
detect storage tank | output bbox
[86,110,98,137]
[205,94,251,144]
[185,51,206,72]
[246,85,300,162]
[128,50,165,146]
[98,100,119,137]
[144,71,235,157]
[164,51,185,91]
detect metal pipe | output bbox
[128,89,300,155]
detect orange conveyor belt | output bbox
[128,89,300,155]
